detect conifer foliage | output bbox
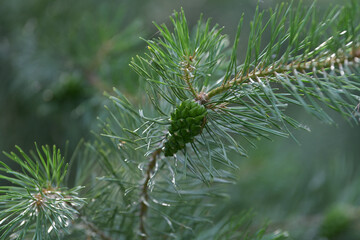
[1,1,360,239]
[0,145,85,239]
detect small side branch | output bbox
[139,148,162,240]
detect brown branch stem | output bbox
[206,47,360,100]
[139,148,162,240]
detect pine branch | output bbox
[121,2,360,238]
[206,45,360,99]
[2,1,356,239]
[0,144,85,239]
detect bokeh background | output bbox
[1,0,359,239]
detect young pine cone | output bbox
[164,99,207,156]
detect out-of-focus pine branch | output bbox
[1,1,359,239]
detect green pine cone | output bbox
[164,99,207,156]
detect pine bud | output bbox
[164,100,207,156]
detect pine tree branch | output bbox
[139,148,162,239]
[206,45,360,100]
[91,3,360,239]
[0,145,85,239]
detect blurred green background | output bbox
[1,0,359,239]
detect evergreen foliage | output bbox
[0,145,85,239]
[1,1,360,239]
